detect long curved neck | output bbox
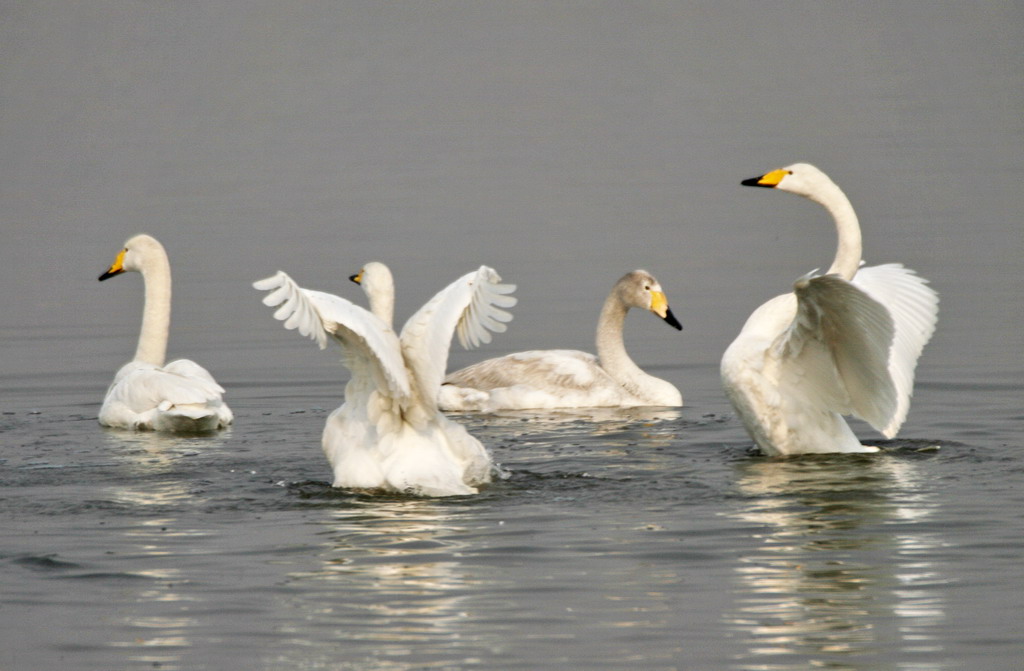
[595,294,649,392]
[811,180,862,280]
[135,253,171,366]
[368,285,394,328]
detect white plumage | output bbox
[254,263,516,496]
[438,270,683,411]
[98,234,233,433]
[721,163,938,455]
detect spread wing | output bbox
[773,273,898,433]
[253,271,411,402]
[398,265,516,403]
[851,263,939,436]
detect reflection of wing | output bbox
[851,263,939,436]
[774,273,897,433]
[399,266,516,402]
[253,271,411,401]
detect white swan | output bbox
[721,163,938,456]
[253,265,516,496]
[97,234,233,432]
[438,270,683,411]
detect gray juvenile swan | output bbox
[438,269,683,411]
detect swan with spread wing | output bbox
[721,163,938,455]
[254,264,515,496]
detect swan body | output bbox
[721,163,938,456]
[98,234,233,432]
[254,264,516,496]
[438,270,683,411]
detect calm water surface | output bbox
[2,3,1022,670]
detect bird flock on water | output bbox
[96,164,938,496]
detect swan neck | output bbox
[135,252,171,366]
[595,294,645,384]
[372,291,394,328]
[364,275,395,327]
[816,182,862,280]
[594,289,679,405]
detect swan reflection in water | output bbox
[460,404,685,428]
[273,498,478,668]
[101,428,231,508]
[457,406,689,482]
[458,405,687,452]
[107,516,205,669]
[726,452,950,670]
[100,430,229,669]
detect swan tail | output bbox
[154,401,225,433]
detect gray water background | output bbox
[2,2,1022,669]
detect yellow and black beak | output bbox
[651,291,683,331]
[98,248,127,281]
[349,269,364,285]
[741,168,790,189]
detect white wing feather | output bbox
[398,266,516,403]
[851,263,939,436]
[253,271,411,401]
[163,359,226,395]
[109,362,223,410]
[775,273,898,433]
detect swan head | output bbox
[99,234,165,281]
[349,261,396,325]
[741,162,837,200]
[349,261,394,297]
[616,270,682,330]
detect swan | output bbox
[438,269,683,411]
[253,264,516,496]
[97,234,233,432]
[720,163,938,456]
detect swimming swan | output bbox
[253,265,516,496]
[438,270,683,411]
[98,234,233,432]
[721,163,938,455]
